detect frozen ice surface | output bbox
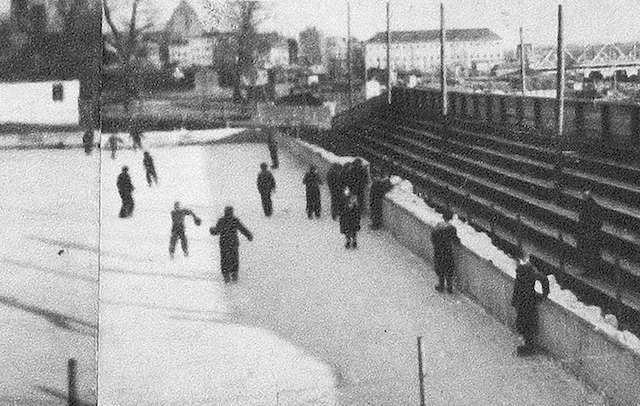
[1,137,612,405]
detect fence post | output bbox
[516,214,523,252]
[67,358,77,406]
[615,258,623,302]
[533,98,542,134]
[558,232,565,273]
[601,104,611,147]
[489,204,496,236]
[417,336,426,406]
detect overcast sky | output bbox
[3,0,638,48]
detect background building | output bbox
[365,28,503,74]
[298,26,324,66]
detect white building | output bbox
[366,28,503,74]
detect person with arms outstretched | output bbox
[169,201,201,259]
[210,206,253,283]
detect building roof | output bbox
[367,28,501,44]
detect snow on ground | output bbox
[0,149,99,405]
[99,143,604,405]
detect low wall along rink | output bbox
[278,134,640,406]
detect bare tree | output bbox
[102,0,157,112]
[203,0,266,102]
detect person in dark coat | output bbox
[108,134,124,159]
[142,151,158,186]
[577,190,603,276]
[326,163,344,220]
[431,208,460,293]
[369,169,393,230]
[116,166,135,218]
[349,158,369,215]
[302,165,322,219]
[169,201,201,259]
[82,130,94,155]
[511,252,550,356]
[267,132,279,169]
[130,125,143,150]
[209,206,253,283]
[340,192,361,249]
[257,162,276,216]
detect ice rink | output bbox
[1,142,607,405]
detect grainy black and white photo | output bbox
[1,0,640,404]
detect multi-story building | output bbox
[298,27,324,66]
[365,28,503,74]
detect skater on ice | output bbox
[108,134,124,159]
[340,191,361,249]
[82,130,94,155]
[257,162,276,217]
[326,163,344,220]
[129,124,144,150]
[344,158,368,215]
[431,208,459,293]
[210,206,253,283]
[143,151,158,186]
[267,131,279,169]
[511,250,549,356]
[169,201,201,259]
[302,165,322,219]
[116,166,135,218]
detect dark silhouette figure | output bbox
[82,130,94,155]
[210,206,253,283]
[345,158,368,215]
[577,190,603,276]
[116,166,135,218]
[431,209,459,293]
[511,253,550,356]
[369,170,393,229]
[257,162,276,216]
[142,151,158,186]
[326,163,344,220]
[108,134,124,159]
[340,193,361,249]
[302,165,322,219]
[267,132,279,169]
[169,201,201,259]
[130,126,143,150]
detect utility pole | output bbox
[440,3,447,119]
[555,4,565,152]
[347,0,353,108]
[519,26,526,94]
[386,1,392,105]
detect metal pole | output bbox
[347,0,353,109]
[386,1,392,105]
[67,358,77,406]
[519,26,526,94]
[555,4,565,154]
[440,3,447,119]
[417,336,426,406]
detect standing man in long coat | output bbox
[257,162,276,217]
[116,166,135,218]
[577,190,603,276]
[108,134,124,160]
[267,131,279,169]
[82,130,94,155]
[369,169,393,230]
[511,252,550,356]
[302,165,322,219]
[340,192,361,249]
[349,158,369,215]
[431,208,459,293]
[326,163,344,220]
[210,206,253,283]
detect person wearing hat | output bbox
[116,166,135,218]
[169,201,201,259]
[302,165,323,219]
[511,250,549,356]
[326,163,344,221]
[431,208,459,293]
[257,162,276,217]
[210,206,253,283]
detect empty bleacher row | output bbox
[328,101,640,334]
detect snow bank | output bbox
[386,172,640,353]
[287,135,640,353]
